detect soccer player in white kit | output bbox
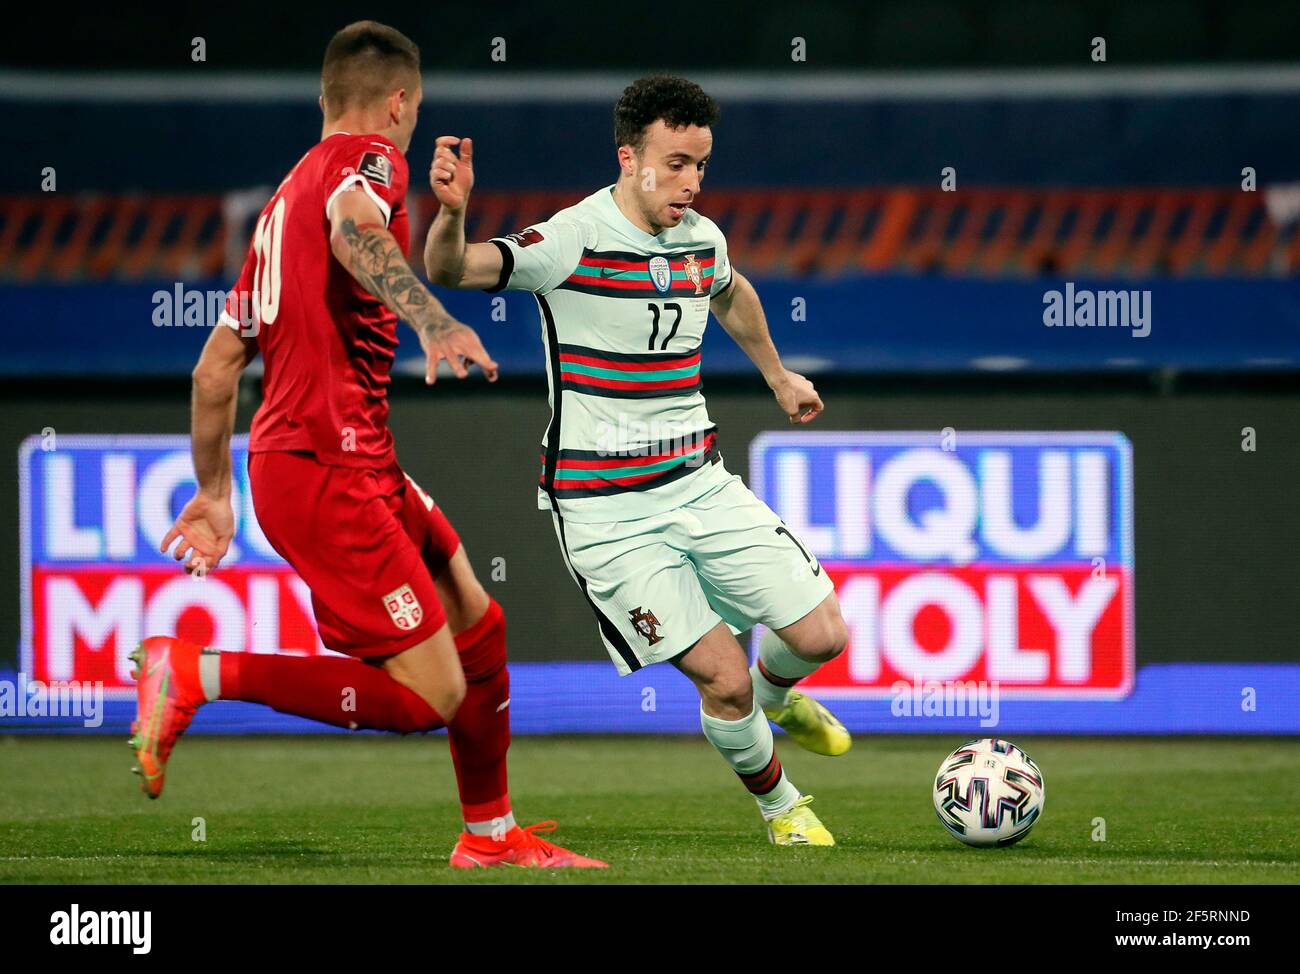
[423,75,852,846]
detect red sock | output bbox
[220,653,444,734]
[448,599,512,828]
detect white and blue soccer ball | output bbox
[933,738,1046,848]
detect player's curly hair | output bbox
[321,21,421,119]
[614,75,720,152]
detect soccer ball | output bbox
[932,738,1045,848]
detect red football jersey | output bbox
[220,132,411,467]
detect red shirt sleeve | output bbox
[322,134,409,227]
[219,247,258,335]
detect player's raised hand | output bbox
[423,320,499,384]
[772,370,824,424]
[161,491,235,575]
[430,136,474,211]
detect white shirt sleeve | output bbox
[709,224,734,297]
[485,219,591,295]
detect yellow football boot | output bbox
[764,691,852,756]
[767,795,835,846]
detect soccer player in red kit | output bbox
[135,20,604,869]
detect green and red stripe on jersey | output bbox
[541,427,719,498]
[558,248,717,298]
[557,342,702,399]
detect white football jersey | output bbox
[488,185,736,524]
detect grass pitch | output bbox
[0,735,1295,884]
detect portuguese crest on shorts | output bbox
[628,606,664,645]
[648,256,672,294]
[383,583,424,631]
[683,254,704,294]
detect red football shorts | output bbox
[247,450,461,659]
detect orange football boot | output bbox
[449,821,609,869]
[128,636,207,799]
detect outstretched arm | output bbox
[711,270,824,424]
[328,187,497,383]
[423,135,506,289]
[161,324,255,573]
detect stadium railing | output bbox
[4,186,1299,283]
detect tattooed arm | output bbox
[328,187,498,383]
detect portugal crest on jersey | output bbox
[648,256,672,294]
[683,253,704,294]
[628,606,664,645]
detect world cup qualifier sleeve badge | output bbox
[357,151,393,188]
[628,607,664,646]
[382,583,424,631]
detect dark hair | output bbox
[321,21,421,118]
[614,75,720,152]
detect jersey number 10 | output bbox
[252,197,286,326]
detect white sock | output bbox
[464,812,517,839]
[700,704,801,819]
[750,628,819,711]
[198,648,222,702]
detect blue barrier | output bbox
[6,275,1298,376]
[2,663,1295,735]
